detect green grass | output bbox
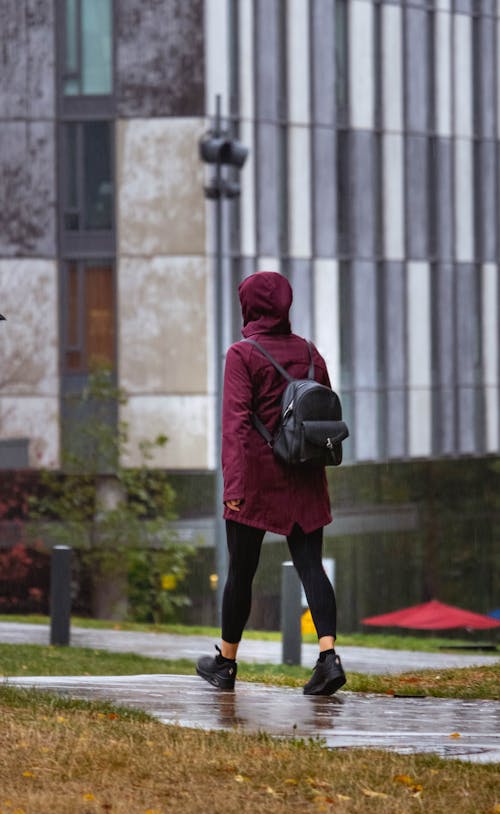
[1,614,496,653]
[1,643,498,699]
[1,684,498,814]
[0,682,152,721]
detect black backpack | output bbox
[246,339,349,467]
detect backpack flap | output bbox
[300,420,349,466]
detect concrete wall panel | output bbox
[0,396,59,468]
[121,395,210,468]
[0,0,54,119]
[0,259,58,396]
[119,255,207,395]
[0,258,59,467]
[117,118,206,257]
[117,0,204,117]
[0,122,56,257]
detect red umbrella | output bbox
[362,599,500,630]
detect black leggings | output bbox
[221,519,337,644]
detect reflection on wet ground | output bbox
[7,674,500,763]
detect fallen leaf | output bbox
[449,732,461,739]
[337,794,351,801]
[284,778,298,785]
[234,774,250,783]
[362,788,389,799]
[83,794,96,802]
[22,771,34,778]
[393,774,414,786]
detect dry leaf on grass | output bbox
[361,787,389,798]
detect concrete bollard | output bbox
[281,561,302,665]
[50,546,72,646]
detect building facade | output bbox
[1,0,499,625]
[0,0,500,470]
[1,0,499,472]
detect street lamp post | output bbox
[199,95,248,619]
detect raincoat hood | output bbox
[238,271,293,337]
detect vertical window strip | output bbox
[384,261,407,460]
[435,8,452,137]
[455,262,481,454]
[204,0,230,117]
[313,259,341,391]
[453,12,473,139]
[482,263,499,453]
[376,261,387,459]
[381,3,403,134]
[352,261,378,461]
[382,133,405,260]
[338,260,353,461]
[454,138,475,262]
[254,0,281,258]
[404,5,430,135]
[407,261,432,457]
[238,0,256,259]
[335,0,349,127]
[310,1,336,259]
[497,17,500,138]
[286,0,311,259]
[348,0,374,131]
[278,3,288,259]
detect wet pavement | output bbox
[1,621,499,675]
[6,674,500,764]
[1,622,499,762]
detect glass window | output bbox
[335,0,348,124]
[63,261,115,373]
[63,121,113,232]
[64,0,113,96]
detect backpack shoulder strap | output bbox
[244,339,293,382]
[245,338,315,381]
[305,341,315,380]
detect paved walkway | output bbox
[1,621,499,674]
[7,674,500,763]
[1,622,499,763]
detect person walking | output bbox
[196,271,346,695]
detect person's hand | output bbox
[225,499,242,512]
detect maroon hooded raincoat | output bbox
[222,271,333,535]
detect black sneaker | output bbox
[196,645,237,690]
[303,652,346,696]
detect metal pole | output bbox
[281,561,302,665]
[50,545,72,646]
[213,94,228,621]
